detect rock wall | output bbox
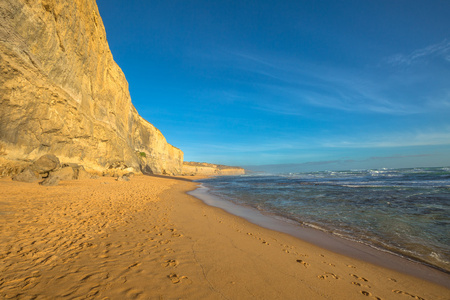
[182,162,245,176]
[0,0,183,174]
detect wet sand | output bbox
[0,175,448,299]
[190,184,450,288]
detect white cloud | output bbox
[386,39,450,66]
[197,48,435,115]
[322,129,450,149]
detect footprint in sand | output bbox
[350,273,369,282]
[352,281,371,288]
[127,262,141,269]
[296,259,309,268]
[167,273,189,284]
[392,290,425,300]
[163,259,179,267]
[318,272,339,280]
[360,290,382,299]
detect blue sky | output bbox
[97,0,450,171]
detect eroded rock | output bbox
[75,168,93,180]
[40,175,60,186]
[50,167,74,181]
[31,154,60,174]
[116,175,130,182]
[12,168,41,183]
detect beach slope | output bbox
[0,175,448,299]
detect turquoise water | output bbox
[199,167,450,272]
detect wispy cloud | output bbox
[195,48,437,115]
[244,154,437,172]
[322,128,450,148]
[184,138,319,154]
[184,127,450,165]
[426,89,450,108]
[254,83,423,115]
[385,39,450,66]
[368,153,432,160]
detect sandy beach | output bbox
[0,175,448,299]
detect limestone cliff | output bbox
[182,162,245,176]
[0,0,183,174]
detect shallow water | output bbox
[199,167,450,272]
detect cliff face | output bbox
[0,0,183,174]
[182,162,245,176]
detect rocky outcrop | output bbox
[12,154,99,185]
[182,162,246,176]
[0,0,183,175]
[12,153,60,182]
[30,154,60,174]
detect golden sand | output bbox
[0,175,448,299]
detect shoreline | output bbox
[189,182,450,288]
[1,175,448,299]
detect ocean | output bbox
[196,167,450,272]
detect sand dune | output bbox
[0,175,448,299]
